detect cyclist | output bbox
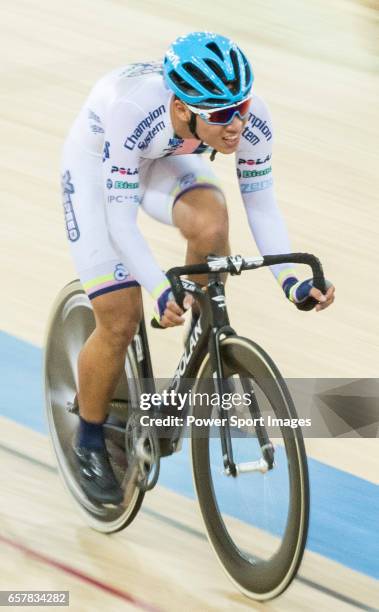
[61,32,335,505]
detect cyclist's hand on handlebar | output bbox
[283,277,335,312]
[160,293,194,327]
[309,283,335,311]
[155,287,194,328]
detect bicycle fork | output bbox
[208,278,275,477]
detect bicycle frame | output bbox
[138,252,326,473]
[164,273,241,470]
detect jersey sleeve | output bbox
[237,97,298,288]
[102,99,170,301]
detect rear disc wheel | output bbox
[44,280,144,533]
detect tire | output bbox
[191,335,309,600]
[44,280,144,533]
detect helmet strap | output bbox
[188,112,200,140]
[188,112,217,161]
[187,111,217,161]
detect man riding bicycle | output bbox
[61,32,335,505]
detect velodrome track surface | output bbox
[0,0,378,609]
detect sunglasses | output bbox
[186,96,252,126]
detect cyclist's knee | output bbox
[200,214,229,246]
[175,187,229,243]
[192,198,229,247]
[91,288,142,351]
[99,318,139,351]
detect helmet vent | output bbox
[229,49,241,90]
[169,70,201,96]
[200,97,230,106]
[240,50,251,85]
[183,62,223,95]
[205,42,224,61]
[204,59,227,82]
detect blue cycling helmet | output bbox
[163,32,253,107]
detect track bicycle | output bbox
[44,252,326,600]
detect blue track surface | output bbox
[0,329,378,580]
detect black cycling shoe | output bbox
[73,445,124,506]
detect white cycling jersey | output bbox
[61,61,296,303]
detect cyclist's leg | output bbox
[140,155,229,292]
[61,138,143,428]
[173,186,230,287]
[61,139,147,502]
[78,287,142,423]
